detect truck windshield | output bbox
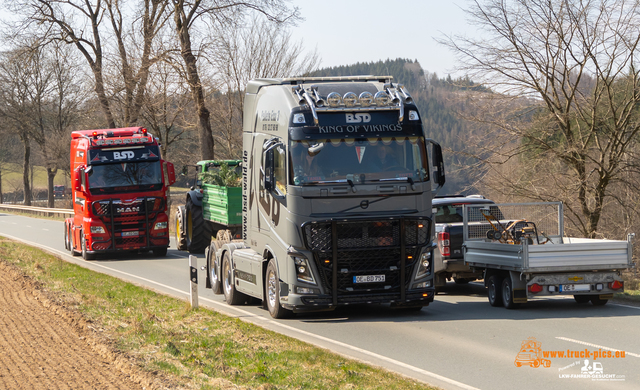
[289,137,429,185]
[88,161,163,193]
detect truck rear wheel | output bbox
[186,197,212,254]
[266,259,293,319]
[175,206,187,251]
[590,296,609,306]
[222,251,249,305]
[207,241,222,294]
[487,275,504,307]
[501,277,519,309]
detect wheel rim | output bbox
[210,256,218,284]
[503,282,511,304]
[488,281,496,302]
[223,259,232,295]
[175,216,180,241]
[267,269,277,309]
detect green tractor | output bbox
[175,160,242,254]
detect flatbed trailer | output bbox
[461,202,634,308]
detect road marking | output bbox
[556,337,640,358]
[42,229,49,231]
[0,231,481,390]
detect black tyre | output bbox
[266,259,293,319]
[574,295,590,304]
[81,235,96,261]
[68,226,79,256]
[207,241,222,294]
[502,277,519,309]
[153,247,168,257]
[222,251,249,305]
[591,296,609,306]
[186,197,212,254]
[487,275,504,307]
[175,205,187,251]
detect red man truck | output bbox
[64,127,176,260]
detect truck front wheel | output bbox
[266,259,293,319]
[68,226,79,256]
[222,251,248,305]
[487,275,504,307]
[81,236,96,261]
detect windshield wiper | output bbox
[379,176,416,190]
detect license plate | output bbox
[560,284,590,292]
[122,231,139,237]
[353,275,385,283]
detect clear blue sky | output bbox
[289,0,473,77]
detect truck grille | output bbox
[302,217,431,302]
[91,197,164,250]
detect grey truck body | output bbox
[207,76,446,317]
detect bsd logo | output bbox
[114,151,135,159]
[346,113,371,123]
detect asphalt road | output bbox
[1,212,638,390]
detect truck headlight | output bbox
[154,222,168,230]
[292,256,316,285]
[90,226,106,234]
[415,251,432,279]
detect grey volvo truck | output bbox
[206,76,446,318]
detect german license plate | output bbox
[122,231,139,237]
[353,275,385,283]
[560,284,590,292]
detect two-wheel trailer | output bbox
[461,202,634,308]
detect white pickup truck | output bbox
[461,202,634,308]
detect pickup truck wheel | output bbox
[266,259,293,319]
[590,296,609,306]
[574,295,590,304]
[81,236,96,261]
[175,206,187,251]
[186,197,212,254]
[487,275,504,307]
[502,277,519,309]
[222,251,248,305]
[207,241,222,294]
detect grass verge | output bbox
[0,237,436,390]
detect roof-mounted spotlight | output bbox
[343,92,357,107]
[327,92,342,107]
[359,91,374,107]
[374,91,390,106]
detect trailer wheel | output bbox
[590,296,609,306]
[487,275,504,307]
[266,259,293,319]
[81,235,96,261]
[574,295,590,304]
[186,197,212,253]
[175,205,187,251]
[502,277,519,309]
[207,241,222,294]
[222,251,249,305]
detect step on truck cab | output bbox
[208,76,446,318]
[64,127,176,260]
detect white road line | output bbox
[0,231,480,390]
[556,337,640,358]
[42,229,49,231]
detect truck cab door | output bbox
[260,139,285,232]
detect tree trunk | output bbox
[22,137,31,206]
[47,168,56,208]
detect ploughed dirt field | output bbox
[0,261,164,390]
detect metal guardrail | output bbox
[0,204,74,218]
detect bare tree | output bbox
[440,0,640,238]
[170,0,299,160]
[208,16,319,158]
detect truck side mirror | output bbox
[74,165,85,192]
[165,161,176,186]
[263,148,275,192]
[426,139,446,195]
